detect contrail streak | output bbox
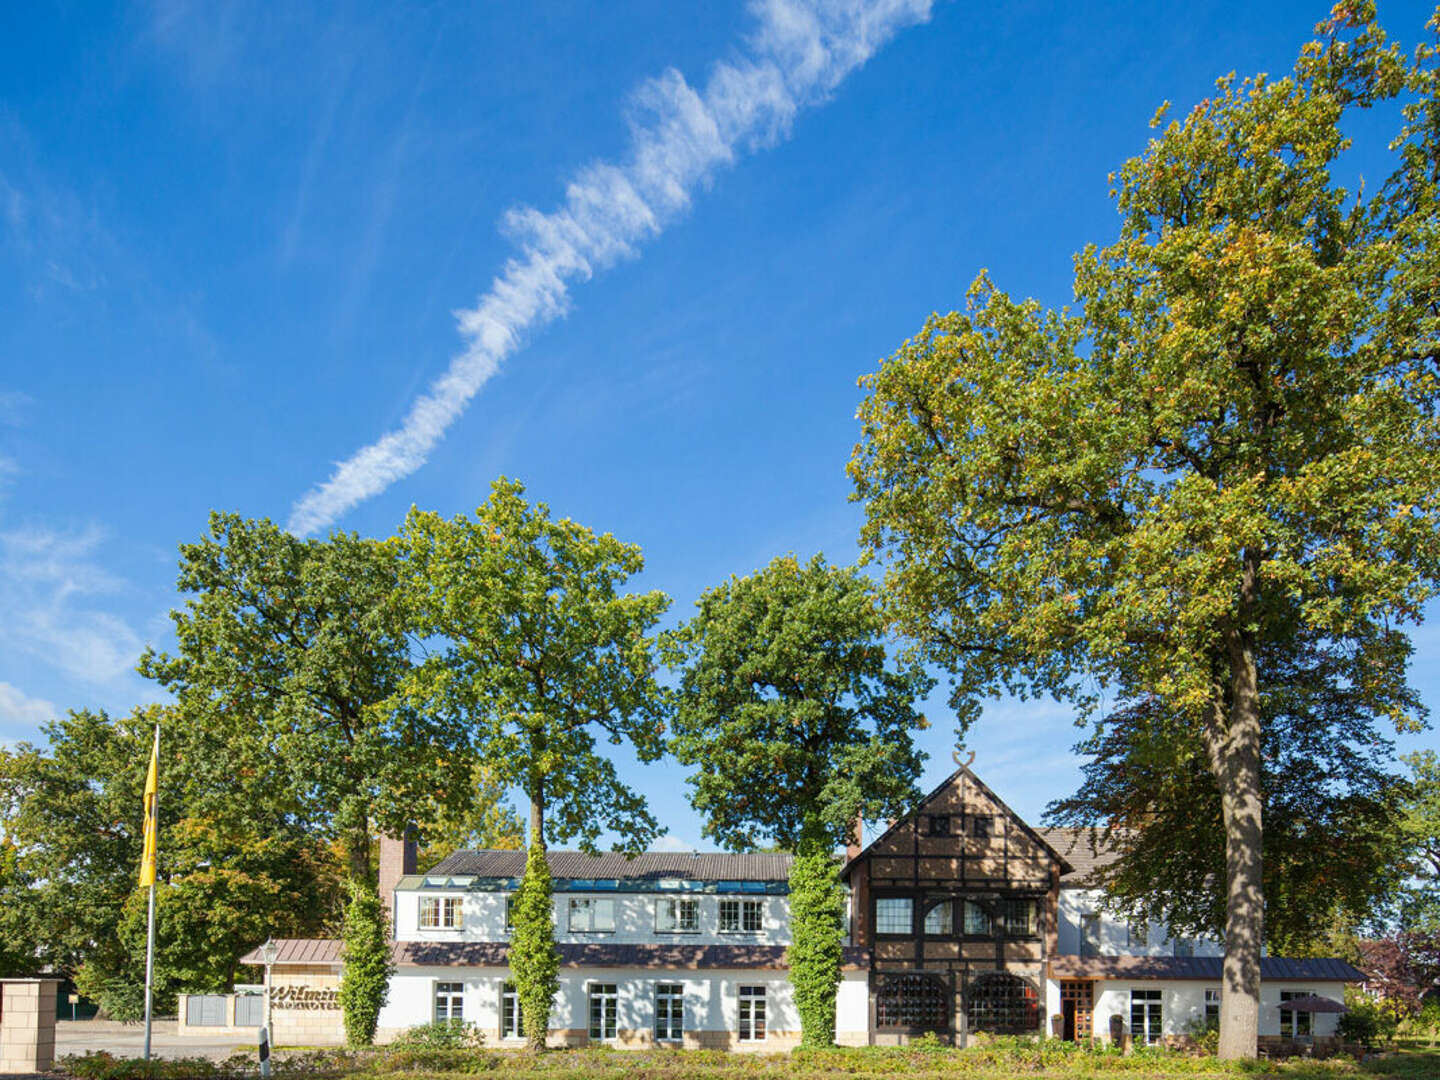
[288,0,932,536]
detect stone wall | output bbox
[0,978,61,1074]
[269,965,345,1047]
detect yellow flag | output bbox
[139,726,159,887]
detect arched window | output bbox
[923,900,953,936]
[875,973,950,1030]
[965,972,1040,1034]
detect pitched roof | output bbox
[1033,826,1125,885]
[841,766,1073,878]
[242,938,870,971]
[424,849,794,883]
[239,938,341,966]
[1048,955,1364,982]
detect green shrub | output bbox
[388,1018,486,1050]
[787,842,846,1047]
[339,879,394,1047]
[510,842,560,1052]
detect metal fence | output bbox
[235,994,263,1027]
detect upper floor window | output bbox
[927,814,951,837]
[964,900,992,936]
[923,901,953,935]
[1080,913,1101,957]
[419,896,461,929]
[504,896,515,933]
[1173,937,1195,958]
[719,898,763,933]
[971,815,993,840]
[569,897,616,932]
[656,897,699,933]
[876,897,913,935]
[1128,922,1148,948]
[999,898,1036,937]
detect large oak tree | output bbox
[665,554,932,1045]
[399,479,670,1049]
[849,6,1440,1058]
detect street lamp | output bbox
[258,938,279,1078]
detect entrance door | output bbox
[1060,981,1093,1042]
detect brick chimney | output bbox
[845,814,864,864]
[378,827,418,935]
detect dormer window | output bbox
[419,896,461,929]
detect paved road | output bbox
[55,1018,258,1062]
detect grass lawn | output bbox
[57,1043,1440,1080]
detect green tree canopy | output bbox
[0,707,337,1018]
[665,554,932,1045]
[666,554,933,852]
[849,6,1440,1058]
[399,477,671,1048]
[140,513,471,884]
[1398,749,1440,932]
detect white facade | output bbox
[1056,888,1223,960]
[396,883,791,948]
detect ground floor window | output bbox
[434,981,464,1022]
[501,982,523,1040]
[1204,988,1220,1029]
[738,985,766,1042]
[1130,989,1162,1044]
[655,983,684,1041]
[966,972,1039,1034]
[876,972,950,1030]
[1280,991,1313,1038]
[589,983,618,1042]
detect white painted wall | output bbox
[1090,980,1345,1040]
[394,889,792,947]
[378,967,801,1040]
[1056,889,1223,958]
[836,972,868,1036]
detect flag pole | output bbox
[141,724,160,1063]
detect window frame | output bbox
[655,897,700,934]
[568,896,617,933]
[970,815,993,840]
[875,896,915,936]
[1204,988,1220,1030]
[1279,990,1313,1038]
[419,895,463,930]
[927,814,951,837]
[588,982,618,1042]
[500,981,523,1040]
[737,985,767,1042]
[655,982,684,1042]
[719,898,763,934]
[433,980,464,1023]
[1130,989,1162,1044]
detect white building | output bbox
[238,766,1359,1049]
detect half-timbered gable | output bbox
[843,766,1070,1044]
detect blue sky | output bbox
[1,0,1436,846]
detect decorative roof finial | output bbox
[952,748,976,769]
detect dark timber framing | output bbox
[842,767,1072,1046]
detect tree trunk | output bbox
[1212,596,1264,1060]
[346,819,372,888]
[530,791,545,852]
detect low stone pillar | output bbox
[0,978,63,1074]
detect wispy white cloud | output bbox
[0,524,143,686]
[650,833,701,854]
[288,0,932,535]
[0,681,59,743]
